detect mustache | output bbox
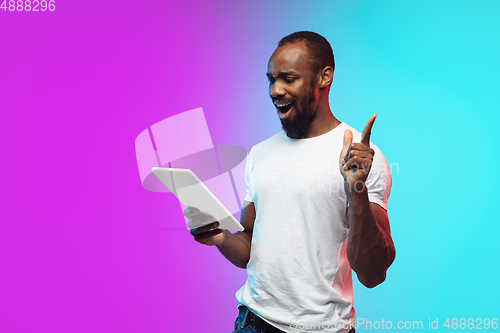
[273,99,295,104]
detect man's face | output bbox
[267,41,320,138]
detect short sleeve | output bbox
[243,147,254,203]
[365,145,392,210]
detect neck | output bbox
[297,96,340,139]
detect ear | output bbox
[318,66,334,89]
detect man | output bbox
[186,31,395,333]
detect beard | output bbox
[280,87,317,139]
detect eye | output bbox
[285,77,296,83]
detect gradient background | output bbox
[1,1,499,332]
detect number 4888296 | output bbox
[1,0,56,11]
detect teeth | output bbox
[275,102,292,108]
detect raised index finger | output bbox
[361,113,377,146]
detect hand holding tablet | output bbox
[151,167,245,232]
[183,207,226,246]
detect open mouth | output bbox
[275,101,294,116]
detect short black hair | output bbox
[278,31,335,77]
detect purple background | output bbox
[2,1,500,332]
[1,1,259,331]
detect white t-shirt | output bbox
[235,122,392,333]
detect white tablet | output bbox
[151,167,244,231]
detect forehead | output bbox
[268,41,313,75]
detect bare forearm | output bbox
[346,184,395,287]
[216,230,252,269]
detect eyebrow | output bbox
[266,71,298,78]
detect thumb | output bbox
[340,129,353,163]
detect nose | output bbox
[269,80,285,99]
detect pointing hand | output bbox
[339,114,377,190]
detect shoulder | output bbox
[247,130,286,160]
